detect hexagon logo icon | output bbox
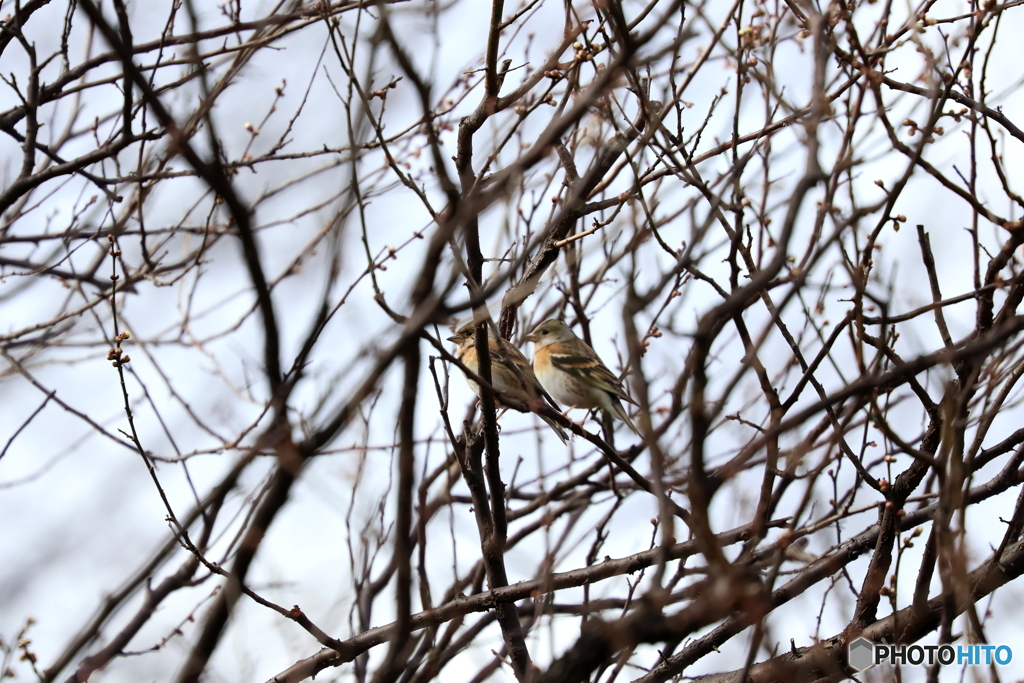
[848,637,875,671]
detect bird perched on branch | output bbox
[448,323,569,444]
[525,319,639,434]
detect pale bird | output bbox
[525,319,639,434]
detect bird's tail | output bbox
[540,414,570,444]
[609,399,640,435]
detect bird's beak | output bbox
[447,334,462,343]
[523,332,538,343]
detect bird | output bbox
[525,319,639,434]
[448,322,569,444]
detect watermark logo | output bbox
[848,637,1012,671]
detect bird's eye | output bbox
[541,330,548,335]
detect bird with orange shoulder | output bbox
[448,322,569,444]
[525,319,639,434]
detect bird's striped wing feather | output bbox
[549,353,638,405]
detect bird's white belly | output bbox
[542,369,599,409]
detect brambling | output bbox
[448,323,569,444]
[525,319,639,434]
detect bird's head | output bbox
[524,319,574,349]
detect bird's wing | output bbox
[550,351,639,406]
[498,340,532,366]
[484,346,529,392]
